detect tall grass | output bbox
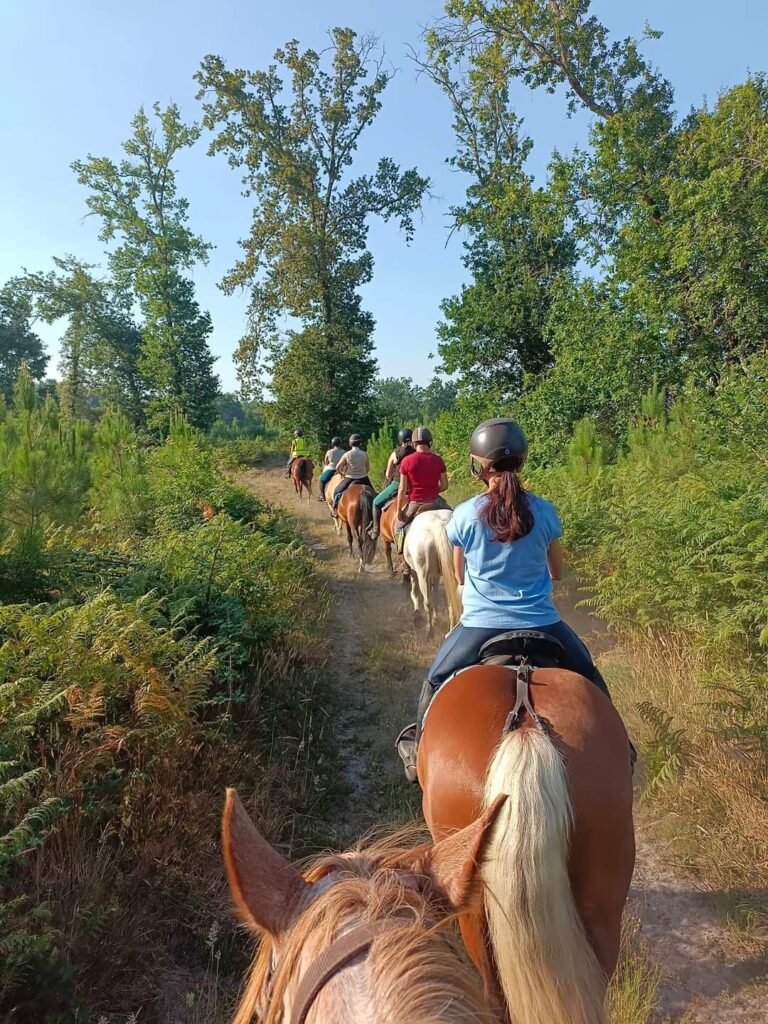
[0,379,332,1021]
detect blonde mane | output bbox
[233,833,499,1024]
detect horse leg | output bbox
[409,569,424,623]
[418,567,435,637]
[345,522,354,559]
[384,541,394,576]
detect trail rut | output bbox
[244,465,767,1023]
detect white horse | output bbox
[403,510,462,637]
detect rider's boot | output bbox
[368,503,381,539]
[396,680,435,784]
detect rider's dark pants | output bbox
[332,475,372,510]
[424,619,610,696]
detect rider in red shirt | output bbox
[396,427,449,542]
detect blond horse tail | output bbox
[482,729,606,1024]
[433,516,461,629]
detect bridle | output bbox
[288,917,412,1024]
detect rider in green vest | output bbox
[286,430,309,477]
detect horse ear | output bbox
[222,789,308,937]
[414,795,507,912]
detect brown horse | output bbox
[325,474,377,571]
[291,457,314,500]
[417,665,635,1024]
[222,788,505,1024]
[380,499,400,575]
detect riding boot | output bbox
[368,503,381,539]
[395,680,436,785]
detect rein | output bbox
[290,918,412,1024]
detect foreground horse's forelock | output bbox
[223,789,505,1024]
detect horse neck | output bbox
[235,854,497,1024]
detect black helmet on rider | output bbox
[349,433,363,447]
[412,426,433,446]
[397,428,413,444]
[331,436,343,446]
[469,418,527,478]
[293,429,303,438]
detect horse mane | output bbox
[232,829,498,1024]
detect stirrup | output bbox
[395,723,418,784]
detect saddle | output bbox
[401,500,451,525]
[478,629,565,668]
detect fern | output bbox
[636,702,691,801]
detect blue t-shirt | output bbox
[446,492,562,628]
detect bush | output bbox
[0,379,330,1020]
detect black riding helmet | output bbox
[331,436,343,446]
[397,428,413,444]
[349,433,363,447]
[469,418,528,477]
[293,429,303,438]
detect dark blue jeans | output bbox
[425,620,609,697]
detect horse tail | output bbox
[481,728,606,1024]
[360,488,377,564]
[433,518,462,628]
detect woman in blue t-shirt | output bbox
[396,417,609,782]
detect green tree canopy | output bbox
[72,104,219,433]
[30,257,145,422]
[196,28,429,445]
[0,278,47,399]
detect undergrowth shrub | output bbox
[0,381,331,1021]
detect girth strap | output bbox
[502,663,548,734]
[290,918,411,1024]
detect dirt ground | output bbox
[242,465,767,1024]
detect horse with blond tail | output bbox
[402,509,462,636]
[418,662,635,1023]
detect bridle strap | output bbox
[290,918,411,1024]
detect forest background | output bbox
[1,1,766,1021]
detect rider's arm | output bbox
[547,539,564,581]
[335,452,349,476]
[453,546,465,585]
[437,470,449,493]
[385,452,397,483]
[323,449,331,466]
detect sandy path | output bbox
[242,465,767,1023]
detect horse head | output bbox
[222,788,505,1024]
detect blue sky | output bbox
[1,0,766,391]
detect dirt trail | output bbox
[243,465,767,1024]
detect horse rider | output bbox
[394,426,449,551]
[330,434,373,517]
[368,428,416,539]
[318,436,346,502]
[396,417,615,783]
[285,429,308,478]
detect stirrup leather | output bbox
[503,663,548,735]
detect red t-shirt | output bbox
[399,451,446,503]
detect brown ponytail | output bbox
[479,458,533,543]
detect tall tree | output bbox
[418,38,576,396]
[196,29,429,445]
[30,257,145,423]
[72,104,219,432]
[0,278,47,400]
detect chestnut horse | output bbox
[291,457,314,500]
[222,788,504,1024]
[324,474,377,571]
[418,665,635,1024]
